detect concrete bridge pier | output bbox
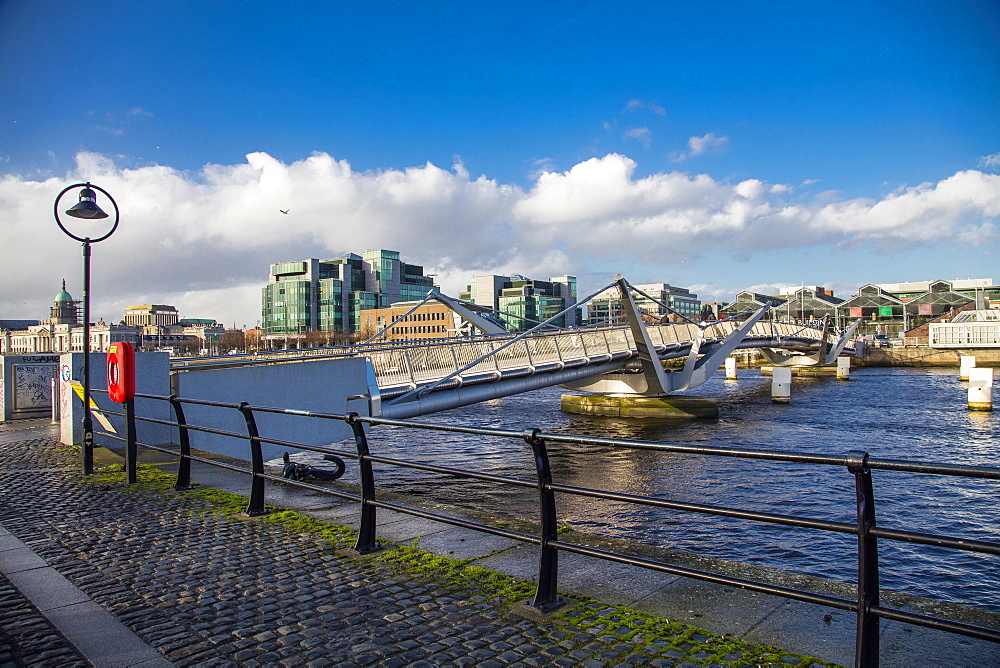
[960,355,977,380]
[771,366,792,403]
[836,356,851,379]
[967,367,994,411]
[725,357,738,379]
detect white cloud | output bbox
[672,133,730,162]
[625,100,666,116]
[2,151,997,328]
[979,152,1000,169]
[624,127,652,149]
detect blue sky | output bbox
[1,0,998,327]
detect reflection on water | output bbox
[290,367,1000,611]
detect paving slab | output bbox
[631,576,785,635]
[0,545,49,573]
[43,601,173,667]
[878,618,1000,667]
[407,525,524,560]
[743,597,858,666]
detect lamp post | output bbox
[54,182,120,475]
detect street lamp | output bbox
[54,182,120,475]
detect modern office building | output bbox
[261,250,437,344]
[585,283,701,325]
[459,275,578,331]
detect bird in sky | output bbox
[279,209,289,214]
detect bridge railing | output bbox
[364,325,642,388]
[172,318,844,382]
[91,390,999,667]
[362,319,840,390]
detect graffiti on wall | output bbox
[13,364,56,411]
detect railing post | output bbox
[847,450,880,668]
[168,395,193,491]
[124,397,137,484]
[238,402,268,516]
[346,412,381,554]
[403,350,416,386]
[523,339,534,367]
[524,428,564,612]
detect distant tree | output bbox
[177,337,201,355]
[220,328,246,353]
[356,323,378,344]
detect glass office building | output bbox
[262,251,436,343]
[459,274,578,332]
[585,283,702,325]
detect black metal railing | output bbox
[89,390,1000,668]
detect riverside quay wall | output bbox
[731,345,1000,368]
[859,345,1000,367]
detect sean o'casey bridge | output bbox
[175,276,861,419]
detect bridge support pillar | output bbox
[725,357,738,380]
[771,367,792,403]
[960,355,976,380]
[836,357,851,380]
[560,393,718,418]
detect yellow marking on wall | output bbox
[68,381,117,433]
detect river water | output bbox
[294,367,1000,611]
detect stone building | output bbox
[0,281,140,354]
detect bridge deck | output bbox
[361,321,836,399]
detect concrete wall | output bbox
[58,352,174,449]
[1,354,61,421]
[171,357,371,461]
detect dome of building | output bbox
[50,279,80,326]
[55,279,74,303]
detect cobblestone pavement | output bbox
[0,571,87,668]
[0,434,829,667]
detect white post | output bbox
[772,366,792,403]
[960,355,976,380]
[968,367,994,411]
[836,356,851,380]
[725,357,738,379]
[50,376,60,422]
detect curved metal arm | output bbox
[53,182,121,244]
